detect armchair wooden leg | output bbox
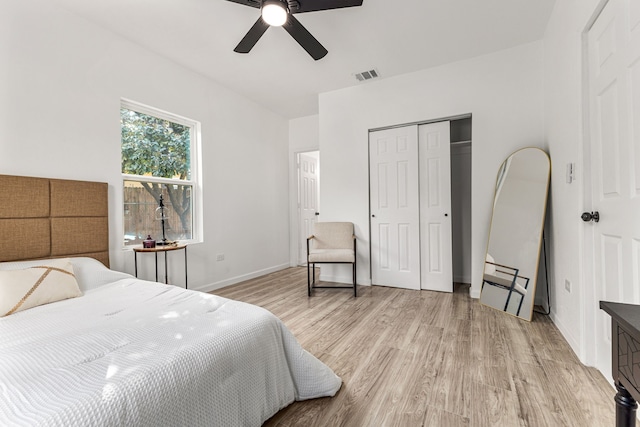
[353,262,357,297]
[504,290,514,312]
[307,262,311,297]
[308,261,358,297]
[516,294,525,316]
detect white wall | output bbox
[318,42,545,294]
[289,115,320,153]
[0,0,290,291]
[543,0,602,363]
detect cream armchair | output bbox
[307,222,357,297]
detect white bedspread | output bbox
[0,278,341,426]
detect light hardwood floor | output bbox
[212,268,615,427]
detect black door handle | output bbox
[581,211,600,223]
[315,212,320,216]
[371,214,376,218]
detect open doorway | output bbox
[297,151,320,265]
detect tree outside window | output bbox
[121,101,199,246]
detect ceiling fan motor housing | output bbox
[261,0,289,26]
[229,0,364,60]
[262,0,290,12]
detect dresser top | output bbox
[600,301,640,338]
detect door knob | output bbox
[581,211,600,223]
[315,212,320,216]
[371,214,376,218]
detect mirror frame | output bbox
[480,147,551,321]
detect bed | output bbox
[0,175,341,426]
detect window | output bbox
[121,100,201,247]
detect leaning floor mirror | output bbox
[480,147,550,321]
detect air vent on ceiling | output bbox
[354,68,380,82]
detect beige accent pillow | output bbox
[0,259,81,317]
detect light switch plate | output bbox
[566,163,575,184]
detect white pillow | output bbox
[64,257,133,291]
[0,257,132,292]
[0,259,81,317]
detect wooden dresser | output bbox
[600,301,640,427]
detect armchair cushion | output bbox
[308,249,355,263]
[483,273,527,296]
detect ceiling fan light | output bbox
[262,2,288,26]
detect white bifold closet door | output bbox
[298,152,319,265]
[369,121,453,292]
[370,125,421,290]
[419,121,453,292]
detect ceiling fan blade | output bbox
[226,0,260,9]
[282,14,328,60]
[290,0,363,14]
[234,17,270,54]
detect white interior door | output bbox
[419,122,453,292]
[298,152,319,265]
[587,0,640,377]
[369,126,421,290]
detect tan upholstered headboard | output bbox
[0,175,110,267]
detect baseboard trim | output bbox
[194,263,290,293]
[550,309,581,361]
[454,275,471,284]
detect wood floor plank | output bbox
[508,359,571,426]
[212,267,615,427]
[470,380,522,426]
[315,346,399,427]
[470,307,513,391]
[428,331,472,419]
[363,337,435,424]
[423,406,470,427]
[541,359,614,426]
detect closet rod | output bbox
[369,113,472,133]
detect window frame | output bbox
[120,98,203,249]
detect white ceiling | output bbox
[52,0,556,119]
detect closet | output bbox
[369,116,471,291]
[450,117,472,285]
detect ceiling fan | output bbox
[226,0,364,60]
